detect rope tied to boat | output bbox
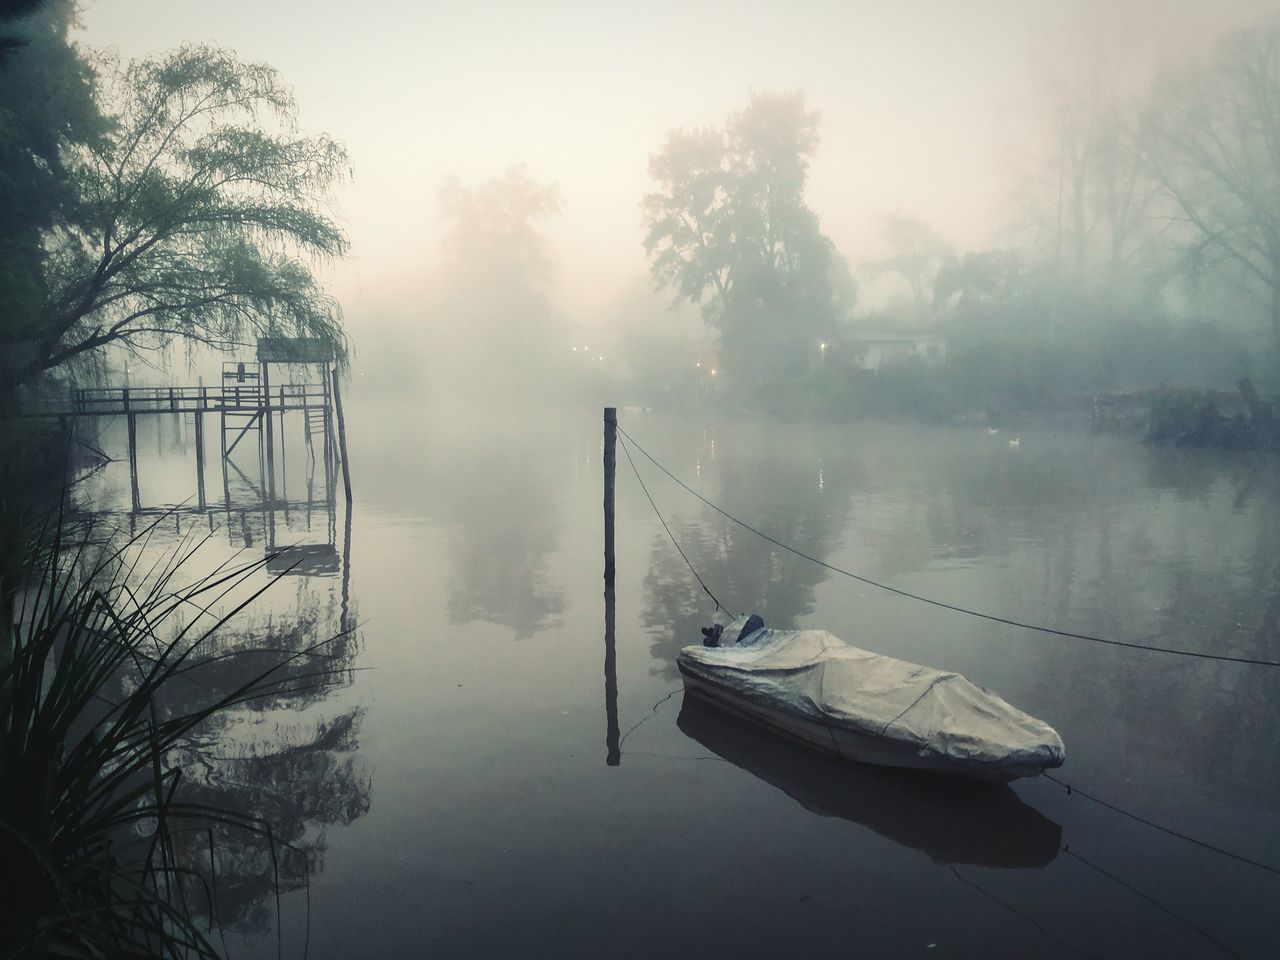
[1041,771,1280,878]
[617,425,1280,670]
[617,431,738,618]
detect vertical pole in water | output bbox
[604,407,616,584]
[220,405,230,509]
[279,385,289,520]
[261,361,276,504]
[127,412,140,512]
[331,367,353,503]
[194,411,206,511]
[603,407,620,765]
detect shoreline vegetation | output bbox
[705,364,1280,452]
[0,425,349,956]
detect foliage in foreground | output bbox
[1,36,350,395]
[0,515,349,957]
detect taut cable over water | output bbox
[609,413,1280,882]
[616,424,1280,669]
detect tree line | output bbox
[640,19,1280,410]
[3,4,1279,411]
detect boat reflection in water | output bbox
[676,695,1062,869]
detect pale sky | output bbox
[77,0,1279,329]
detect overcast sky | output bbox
[78,0,1278,327]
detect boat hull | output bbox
[679,662,1050,783]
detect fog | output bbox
[8,2,1280,957]
[80,0,1279,349]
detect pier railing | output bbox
[34,383,331,416]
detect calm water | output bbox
[74,393,1280,959]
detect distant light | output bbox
[820,342,828,351]
[710,368,717,376]
[696,361,701,368]
[572,346,578,352]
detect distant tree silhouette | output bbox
[863,215,952,319]
[428,165,565,398]
[643,92,838,384]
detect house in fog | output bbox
[838,329,948,370]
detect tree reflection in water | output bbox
[443,432,566,640]
[93,503,369,940]
[641,427,860,676]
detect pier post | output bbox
[331,367,353,503]
[194,411,206,510]
[261,362,276,503]
[127,413,140,512]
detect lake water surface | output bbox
[76,394,1280,958]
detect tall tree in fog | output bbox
[432,165,562,395]
[643,92,837,383]
[0,44,350,394]
[438,165,560,285]
[863,214,951,319]
[1140,20,1280,360]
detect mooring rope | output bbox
[617,432,738,617]
[617,425,1280,669]
[1042,772,1280,878]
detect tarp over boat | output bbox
[678,617,1065,780]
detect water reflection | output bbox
[677,695,1061,869]
[69,410,370,942]
[641,426,860,676]
[442,429,566,639]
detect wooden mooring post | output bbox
[194,411,206,510]
[603,407,620,765]
[126,412,140,512]
[261,361,276,503]
[603,407,616,584]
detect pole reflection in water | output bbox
[676,694,1061,869]
[604,580,620,766]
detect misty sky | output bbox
[79,0,1278,328]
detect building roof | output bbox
[256,337,335,363]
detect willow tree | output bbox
[643,92,836,383]
[1,44,349,393]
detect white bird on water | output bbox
[987,428,999,435]
[1008,438,1021,449]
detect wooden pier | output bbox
[24,338,353,509]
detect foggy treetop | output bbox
[73,0,1278,322]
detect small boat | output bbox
[677,616,1065,783]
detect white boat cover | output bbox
[678,617,1064,776]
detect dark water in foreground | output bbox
[75,397,1280,958]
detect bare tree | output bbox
[1140,20,1280,354]
[1018,22,1161,285]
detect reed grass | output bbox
[1,508,350,958]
